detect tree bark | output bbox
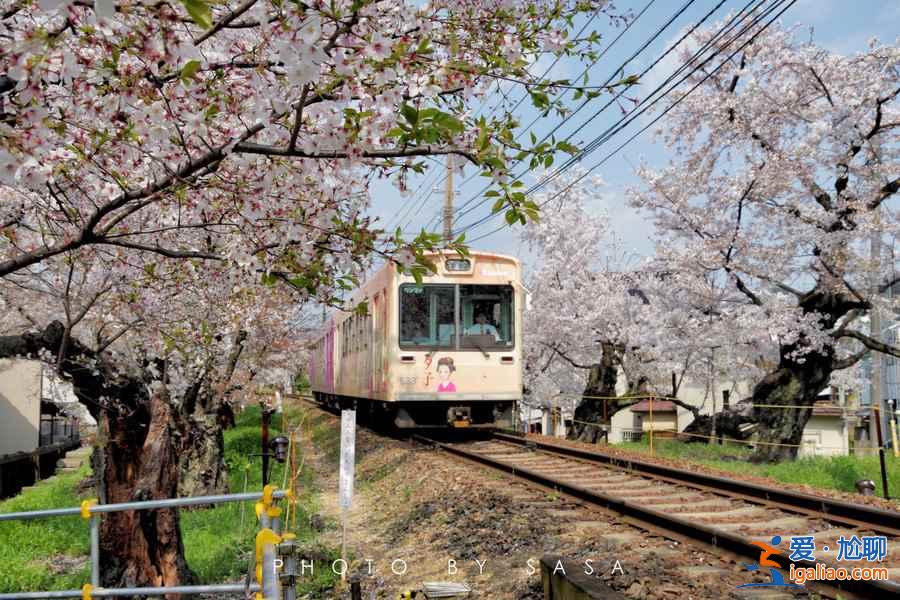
[178,410,228,498]
[569,341,621,442]
[100,391,195,594]
[750,348,831,462]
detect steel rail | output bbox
[416,434,900,599]
[491,432,900,536]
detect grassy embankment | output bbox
[615,437,900,498]
[0,403,340,594]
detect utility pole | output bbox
[870,212,884,452]
[443,155,453,243]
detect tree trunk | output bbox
[100,392,196,594]
[570,342,620,442]
[0,323,196,594]
[750,347,832,462]
[178,412,227,497]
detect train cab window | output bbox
[459,284,514,349]
[400,283,514,350]
[400,284,455,348]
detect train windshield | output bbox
[399,284,514,350]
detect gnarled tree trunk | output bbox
[178,411,228,498]
[749,287,858,462]
[750,346,832,462]
[570,341,621,442]
[100,391,195,592]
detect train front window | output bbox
[399,284,455,348]
[459,284,514,349]
[399,283,514,350]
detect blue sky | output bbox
[365,0,900,269]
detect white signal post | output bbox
[339,408,356,583]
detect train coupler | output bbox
[447,406,471,428]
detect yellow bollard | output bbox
[649,396,654,456]
[891,418,899,458]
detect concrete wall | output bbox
[800,415,848,457]
[0,359,42,456]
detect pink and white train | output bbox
[308,251,523,428]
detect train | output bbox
[308,250,524,428]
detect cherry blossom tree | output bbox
[521,170,765,442]
[1,0,634,588]
[631,21,900,461]
[0,250,304,587]
[0,0,627,288]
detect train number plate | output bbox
[399,376,417,385]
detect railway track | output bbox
[289,394,900,597]
[418,432,900,599]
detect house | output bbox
[623,399,678,441]
[0,358,84,498]
[603,379,857,457]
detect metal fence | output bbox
[0,486,293,599]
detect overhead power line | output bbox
[449,0,700,226]
[464,0,798,243]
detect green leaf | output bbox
[491,197,505,213]
[556,141,579,155]
[180,59,202,82]
[400,103,418,126]
[181,0,212,29]
[260,273,279,286]
[505,209,518,225]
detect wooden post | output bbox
[874,407,891,500]
[720,390,730,445]
[350,576,362,600]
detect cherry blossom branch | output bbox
[867,176,899,210]
[231,142,480,165]
[194,0,259,46]
[833,347,869,370]
[540,342,593,370]
[96,320,141,353]
[97,239,223,261]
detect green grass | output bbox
[0,403,342,595]
[615,438,900,498]
[0,463,93,592]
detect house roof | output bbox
[630,400,676,412]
